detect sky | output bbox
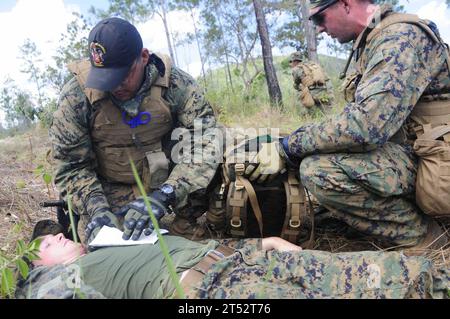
[0,0,450,123]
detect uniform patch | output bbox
[90,42,106,67]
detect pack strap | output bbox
[281,171,303,243]
[237,176,264,237]
[227,164,264,238]
[419,124,450,141]
[227,180,248,238]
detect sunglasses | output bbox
[309,0,339,26]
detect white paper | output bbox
[89,225,168,248]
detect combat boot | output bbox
[402,219,448,256]
[170,215,209,241]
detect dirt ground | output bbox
[0,126,448,269]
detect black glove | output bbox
[117,185,176,240]
[85,209,120,244]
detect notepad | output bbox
[89,225,169,248]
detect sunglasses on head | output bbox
[309,0,339,26]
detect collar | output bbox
[110,63,159,117]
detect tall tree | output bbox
[201,0,261,93]
[253,0,283,107]
[46,12,91,93]
[172,0,207,86]
[268,0,308,55]
[298,0,318,62]
[19,40,47,113]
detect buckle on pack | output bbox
[234,180,244,191]
[289,219,300,228]
[234,163,245,176]
[231,218,242,228]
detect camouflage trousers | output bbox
[299,142,429,246]
[191,241,449,299]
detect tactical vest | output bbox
[298,62,328,88]
[340,12,450,141]
[68,54,173,190]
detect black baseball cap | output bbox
[86,17,143,91]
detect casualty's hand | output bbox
[262,237,302,252]
[117,186,175,240]
[85,209,120,244]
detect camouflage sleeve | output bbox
[285,24,446,158]
[163,67,220,208]
[15,265,105,299]
[49,77,110,216]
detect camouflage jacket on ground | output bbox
[283,5,449,159]
[49,63,219,216]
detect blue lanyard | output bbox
[122,111,152,128]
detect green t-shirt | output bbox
[78,236,218,299]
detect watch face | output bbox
[161,184,174,194]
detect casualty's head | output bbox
[31,220,86,267]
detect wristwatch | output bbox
[159,184,176,204]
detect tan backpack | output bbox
[206,133,315,246]
[414,124,450,216]
[299,62,328,88]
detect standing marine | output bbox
[289,51,334,113]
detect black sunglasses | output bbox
[309,0,339,26]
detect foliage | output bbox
[0,224,41,299]
[129,159,185,299]
[46,12,91,94]
[0,78,37,129]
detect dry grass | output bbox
[0,126,58,256]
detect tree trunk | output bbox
[252,0,283,108]
[159,0,176,65]
[190,9,207,88]
[298,0,318,62]
[217,15,234,92]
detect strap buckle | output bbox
[289,219,301,228]
[230,218,242,228]
[234,163,245,176]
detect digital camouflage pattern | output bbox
[49,62,219,224]
[15,264,106,299]
[291,62,334,112]
[282,5,450,246]
[188,240,450,299]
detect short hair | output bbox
[30,220,65,242]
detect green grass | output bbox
[204,54,347,131]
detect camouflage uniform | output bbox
[282,5,450,246]
[291,57,334,113]
[49,61,219,241]
[192,241,450,299]
[17,239,449,299]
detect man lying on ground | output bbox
[16,226,449,299]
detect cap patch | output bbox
[90,42,106,67]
